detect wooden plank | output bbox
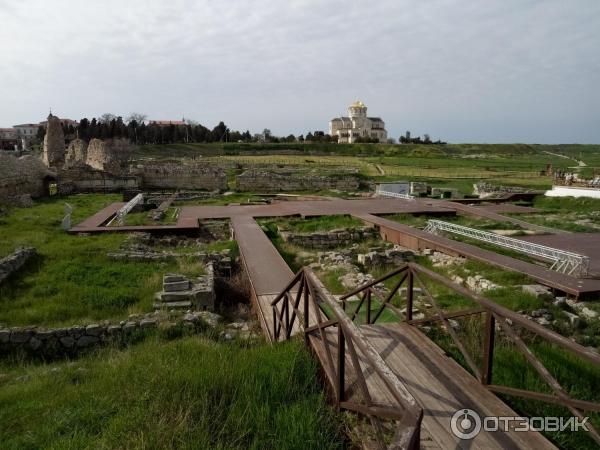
[362,323,557,449]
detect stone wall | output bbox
[86,138,130,175]
[0,310,222,358]
[136,164,227,191]
[0,247,36,284]
[42,114,65,170]
[236,169,360,192]
[57,166,139,194]
[0,153,55,204]
[64,138,88,168]
[280,226,377,249]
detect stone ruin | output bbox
[134,163,227,191]
[0,153,55,205]
[154,266,216,311]
[85,138,130,175]
[42,113,65,170]
[0,247,37,284]
[64,138,88,168]
[236,169,360,192]
[280,226,378,249]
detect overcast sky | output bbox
[1,0,599,143]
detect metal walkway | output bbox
[424,219,590,277]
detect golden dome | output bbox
[350,100,366,108]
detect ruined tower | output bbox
[43,113,65,170]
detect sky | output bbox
[1,0,599,143]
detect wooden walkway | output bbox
[228,215,557,448]
[309,324,556,449]
[354,213,600,297]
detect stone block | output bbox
[164,280,191,292]
[85,324,103,336]
[163,274,185,283]
[10,330,32,343]
[140,318,157,328]
[28,337,42,350]
[521,284,554,300]
[60,336,75,348]
[563,311,581,328]
[77,335,99,347]
[0,329,9,344]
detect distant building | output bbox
[39,118,78,128]
[148,120,186,126]
[13,123,39,140]
[329,101,387,143]
[0,128,19,150]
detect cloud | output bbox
[1,0,599,142]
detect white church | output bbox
[329,101,388,143]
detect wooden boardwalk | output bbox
[229,216,558,448]
[354,213,600,297]
[309,324,556,449]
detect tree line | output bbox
[35,113,445,145]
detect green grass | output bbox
[0,335,344,450]
[0,195,208,327]
[266,215,363,233]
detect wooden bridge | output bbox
[232,217,600,449]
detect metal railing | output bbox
[375,188,415,201]
[271,267,422,450]
[424,219,590,277]
[114,193,144,226]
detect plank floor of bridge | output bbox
[308,323,555,450]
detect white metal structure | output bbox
[375,188,415,201]
[424,219,590,277]
[115,193,143,226]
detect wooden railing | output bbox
[338,262,600,446]
[271,267,423,450]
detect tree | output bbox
[126,112,147,125]
[99,113,116,124]
[262,128,271,142]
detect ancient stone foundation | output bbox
[280,226,377,249]
[0,247,36,284]
[136,164,227,191]
[236,169,360,192]
[0,310,223,358]
[0,154,55,204]
[57,166,139,194]
[154,265,216,311]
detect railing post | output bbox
[272,306,278,341]
[366,289,372,324]
[284,294,290,339]
[481,311,495,385]
[406,269,414,322]
[303,276,309,346]
[337,324,345,406]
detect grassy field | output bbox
[0,195,233,327]
[132,142,600,195]
[0,335,343,450]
